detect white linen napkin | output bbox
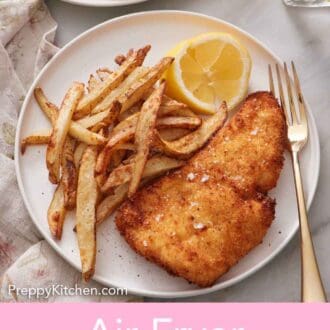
[0,0,139,302]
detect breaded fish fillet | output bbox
[116,92,287,287]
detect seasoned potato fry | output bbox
[34,88,106,145]
[114,48,134,66]
[61,138,77,210]
[96,68,113,81]
[74,46,150,119]
[154,103,228,159]
[76,146,98,282]
[128,82,166,197]
[159,106,197,118]
[113,112,139,133]
[156,116,201,130]
[46,82,84,184]
[101,155,184,193]
[117,105,141,122]
[87,74,101,93]
[113,143,136,152]
[47,182,66,240]
[21,130,51,154]
[77,110,110,129]
[95,125,135,174]
[80,101,121,133]
[118,57,174,114]
[158,98,190,114]
[96,184,128,225]
[110,149,126,170]
[158,128,191,141]
[34,88,58,125]
[69,122,107,145]
[118,99,195,122]
[73,142,87,169]
[91,67,148,115]
[112,112,198,140]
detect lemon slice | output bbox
[165,32,252,114]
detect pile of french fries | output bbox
[21,45,227,281]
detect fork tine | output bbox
[284,62,298,124]
[291,61,307,126]
[275,63,290,125]
[268,64,275,95]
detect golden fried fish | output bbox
[116,92,287,287]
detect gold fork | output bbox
[268,62,327,302]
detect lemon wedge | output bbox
[165,32,252,114]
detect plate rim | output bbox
[60,0,148,8]
[14,10,320,299]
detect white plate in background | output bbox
[61,0,148,7]
[15,11,320,298]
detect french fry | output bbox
[69,122,107,145]
[159,106,197,118]
[157,128,191,141]
[112,112,199,138]
[156,116,201,130]
[96,184,128,225]
[87,74,101,93]
[34,88,58,125]
[118,57,174,114]
[95,125,135,175]
[101,155,185,193]
[118,98,195,121]
[114,55,127,66]
[110,149,126,170]
[47,182,66,240]
[46,82,84,184]
[61,138,77,210]
[113,112,139,134]
[78,101,121,132]
[91,67,148,115]
[96,68,113,81]
[128,81,166,197]
[96,177,152,225]
[34,87,106,145]
[76,146,98,282]
[21,130,51,154]
[113,143,136,152]
[114,48,134,66]
[73,142,87,169]
[76,110,110,128]
[154,103,228,159]
[74,45,151,119]
[117,104,141,122]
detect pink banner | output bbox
[0,303,329,329]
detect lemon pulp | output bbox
[166,32,252,114]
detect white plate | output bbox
[61,0,148,7]
[15,11,320,298]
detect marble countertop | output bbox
[45,0,330,302]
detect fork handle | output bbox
[292,151,327,302]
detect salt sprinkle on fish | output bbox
[201,174,210,183]
[155,214,163,222]
[187,172,196,181]
[193,222,205,230]
[250,128,259,135]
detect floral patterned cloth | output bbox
[0,0,138,302]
